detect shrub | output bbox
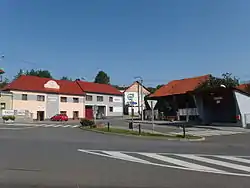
[80,118,95,127]
[2,115,15,121]
[2,116,9,121]
[9,115,15,121]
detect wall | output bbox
[11,91,86,119]
[124,82,150,115]
[59,94,85,118]
[234,91,250,128]
[12,91,47,119]
[85,93,123,116]
[46,94,59,118]
[0,92,13,110]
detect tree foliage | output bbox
[94,71,110,84]
[195,73,239,91]
[14,69,53,79]
[0,78,9,89]
[60,76,72,81]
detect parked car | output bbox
[50,114,68,121]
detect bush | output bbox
[2,115,15,121]
[80,118,95,127]
[9,115,15,121]
[2,116,9,121]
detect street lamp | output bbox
[134,76,144,121]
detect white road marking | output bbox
[78,149,250,177]
[177,154,250,173]
[139,153,224,173]
[62,125,71,128]
[53,125,62,127]
[44,124,55,127]
[72,125,79,128]
[102,151,150,164]
[215,156,250,164]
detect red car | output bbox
[50,114,68,121]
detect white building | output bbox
[123,81,150,116]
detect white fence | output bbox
[0,109,33,118]
[178,108,199,116]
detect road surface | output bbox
[0,123,250,187]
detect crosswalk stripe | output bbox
[139,153,224,173]
[44,124,54,127]
[102,151,150,164]
[215,156,250,164]
[62,125,71,128]
[177,154,250,173]
[35,124,44,127]
[53,125,62,127]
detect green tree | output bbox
[60,76,72,81]
[195,73,239,91]
[14,69,24,79]
[0,78,9,89]
[94,71,110,84]
[14,69,53,79]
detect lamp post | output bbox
[134,76,144,121]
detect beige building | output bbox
[123,81,150,115]
[0,92,13,110]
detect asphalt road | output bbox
[0,123,250,187]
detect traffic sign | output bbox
[147,100,157,109]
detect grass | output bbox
[81,126,202,140]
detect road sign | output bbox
[147,100,157,109]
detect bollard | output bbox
[182,124,186,138]
[138,124,141,135]
[108,122,110,131]
[129,122,133,130]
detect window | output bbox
[73,97,79,103]
[109,107,113,112]
[86,95,93,101]
[22,94,27,100]
[97,96,103,102]
[109,97,113,102]
[37,95,45,101]
[0,103,5,109]
[60,97,67,102]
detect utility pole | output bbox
[140,78,144,121]
[134,76,144,121]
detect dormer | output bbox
[44,80,60,89]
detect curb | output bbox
[79,127,205,142]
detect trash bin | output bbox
[129,122,133,129]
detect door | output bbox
[37,111,45,121]
[85,106,93,120]
[73,111,79,119]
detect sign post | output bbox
[147,100,157,132]
[93,105,98,124]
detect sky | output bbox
[1,0,250,87]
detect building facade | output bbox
[123,81,150,116]
[2,75,123,120]
[76,80,123,119]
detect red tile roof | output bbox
[150,74,211,97]
[3,75,84,95]
[237,83,250,92]
[2,75,123,96]
[76,80,122,95]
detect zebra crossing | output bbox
[5,123,80,128]
[78,149,250,177]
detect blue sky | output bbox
[1,0,250,86]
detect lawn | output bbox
[81,126,201,140]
